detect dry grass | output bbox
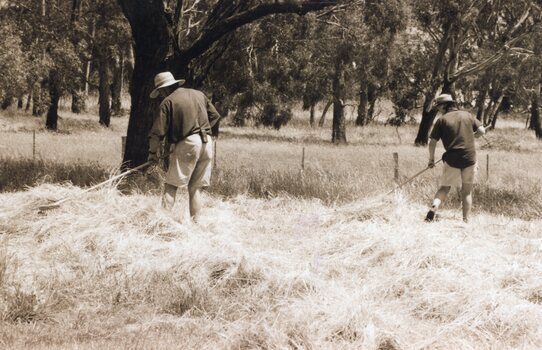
[0,185,541,349]
[0,106,541,348]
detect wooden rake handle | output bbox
[38,161,152,211]
[385,159,442,196]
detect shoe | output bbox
[425,210,435,222]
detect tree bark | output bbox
[414,20,453,146]
[332,55,346,144]
[71,90,86,113]
[111,52,123,115]
[531,92,542,139]
[46,70,61,130]
[414,93,438,146]
[483,98,494,126]
[356,83,368,126]
[318,100,332,127]
[98,56,112,127]
[1,95,13,110]
[487,92,505,130]
[117,0,171,168]
[367,82,377,121]
[25,92,32,112]
[309,103,315,127]
[475,88,486,121]
[32,83,43,116]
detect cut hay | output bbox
[0,185,541,349]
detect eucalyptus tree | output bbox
[411,0,540,145]
[117,0,349,167]
[355,0,407,126]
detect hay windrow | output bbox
[0,185,541,349]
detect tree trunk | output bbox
[1,96,13,110]
[367,83,377,121]
[355,83,368,126]
[46,70,61,130]
[71,90,86,113]
[118,0,337,168]
[488,92,505,130]
[414,93,438,146]
[118,1,173,168]
[318,100,332,127]
[475,88,486,121]
[332,56,346,144]
[98,56,112,127]
[111,52,123,115]
[531,92,542,139]
[32,83,44,116]
[414,19,453,146]
[309,102,315,127]
[25,92,32,112]
[483,98,494,126]
[17,96,24,109]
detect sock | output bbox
[431,198,441,211]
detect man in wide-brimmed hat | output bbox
[425,93,486,223]
[148,71,221,221]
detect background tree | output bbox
[117,0,347,167]
[411,0,539,145]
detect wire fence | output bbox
[2,132,496,185]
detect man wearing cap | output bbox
[425,93,485,223]
[148,71,221,221]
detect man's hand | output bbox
[428,158,435,168]
[475,126,486,138]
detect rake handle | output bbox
[39,161,151,210]
[385,159,442,196]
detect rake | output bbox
[38,161,151,212]
[331,159,443,217]
[384,158,443,196]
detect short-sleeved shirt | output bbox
[149,87,221,144]
[430,110,482,169]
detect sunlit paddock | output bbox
[1,108,541,218]
[1,108,542,349]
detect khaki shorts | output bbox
[165,134,213,189]
[440,162,477,187]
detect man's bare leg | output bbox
[162,183,177,210]
[461,183,473,223]
[426,186,451,221]
[188,186,202,222]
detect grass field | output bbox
[1,105,541,349]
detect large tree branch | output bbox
[450,31,534,82]
[179,0,341,63]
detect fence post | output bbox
[33,130,36,161]
[393,152,399,183]
[301,147,305,171]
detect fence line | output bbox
[7,133,494,186]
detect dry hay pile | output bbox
[0,185,541,349]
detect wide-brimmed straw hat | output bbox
[434,93,455,106]
[150,72,185,98]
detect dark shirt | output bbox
[430,110,482,169]
[149,88,221,144]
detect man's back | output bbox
[430,110,481,168]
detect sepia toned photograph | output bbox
[0,0,541,349]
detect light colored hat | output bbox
[150,72,185,98]
[434,93,455,106]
